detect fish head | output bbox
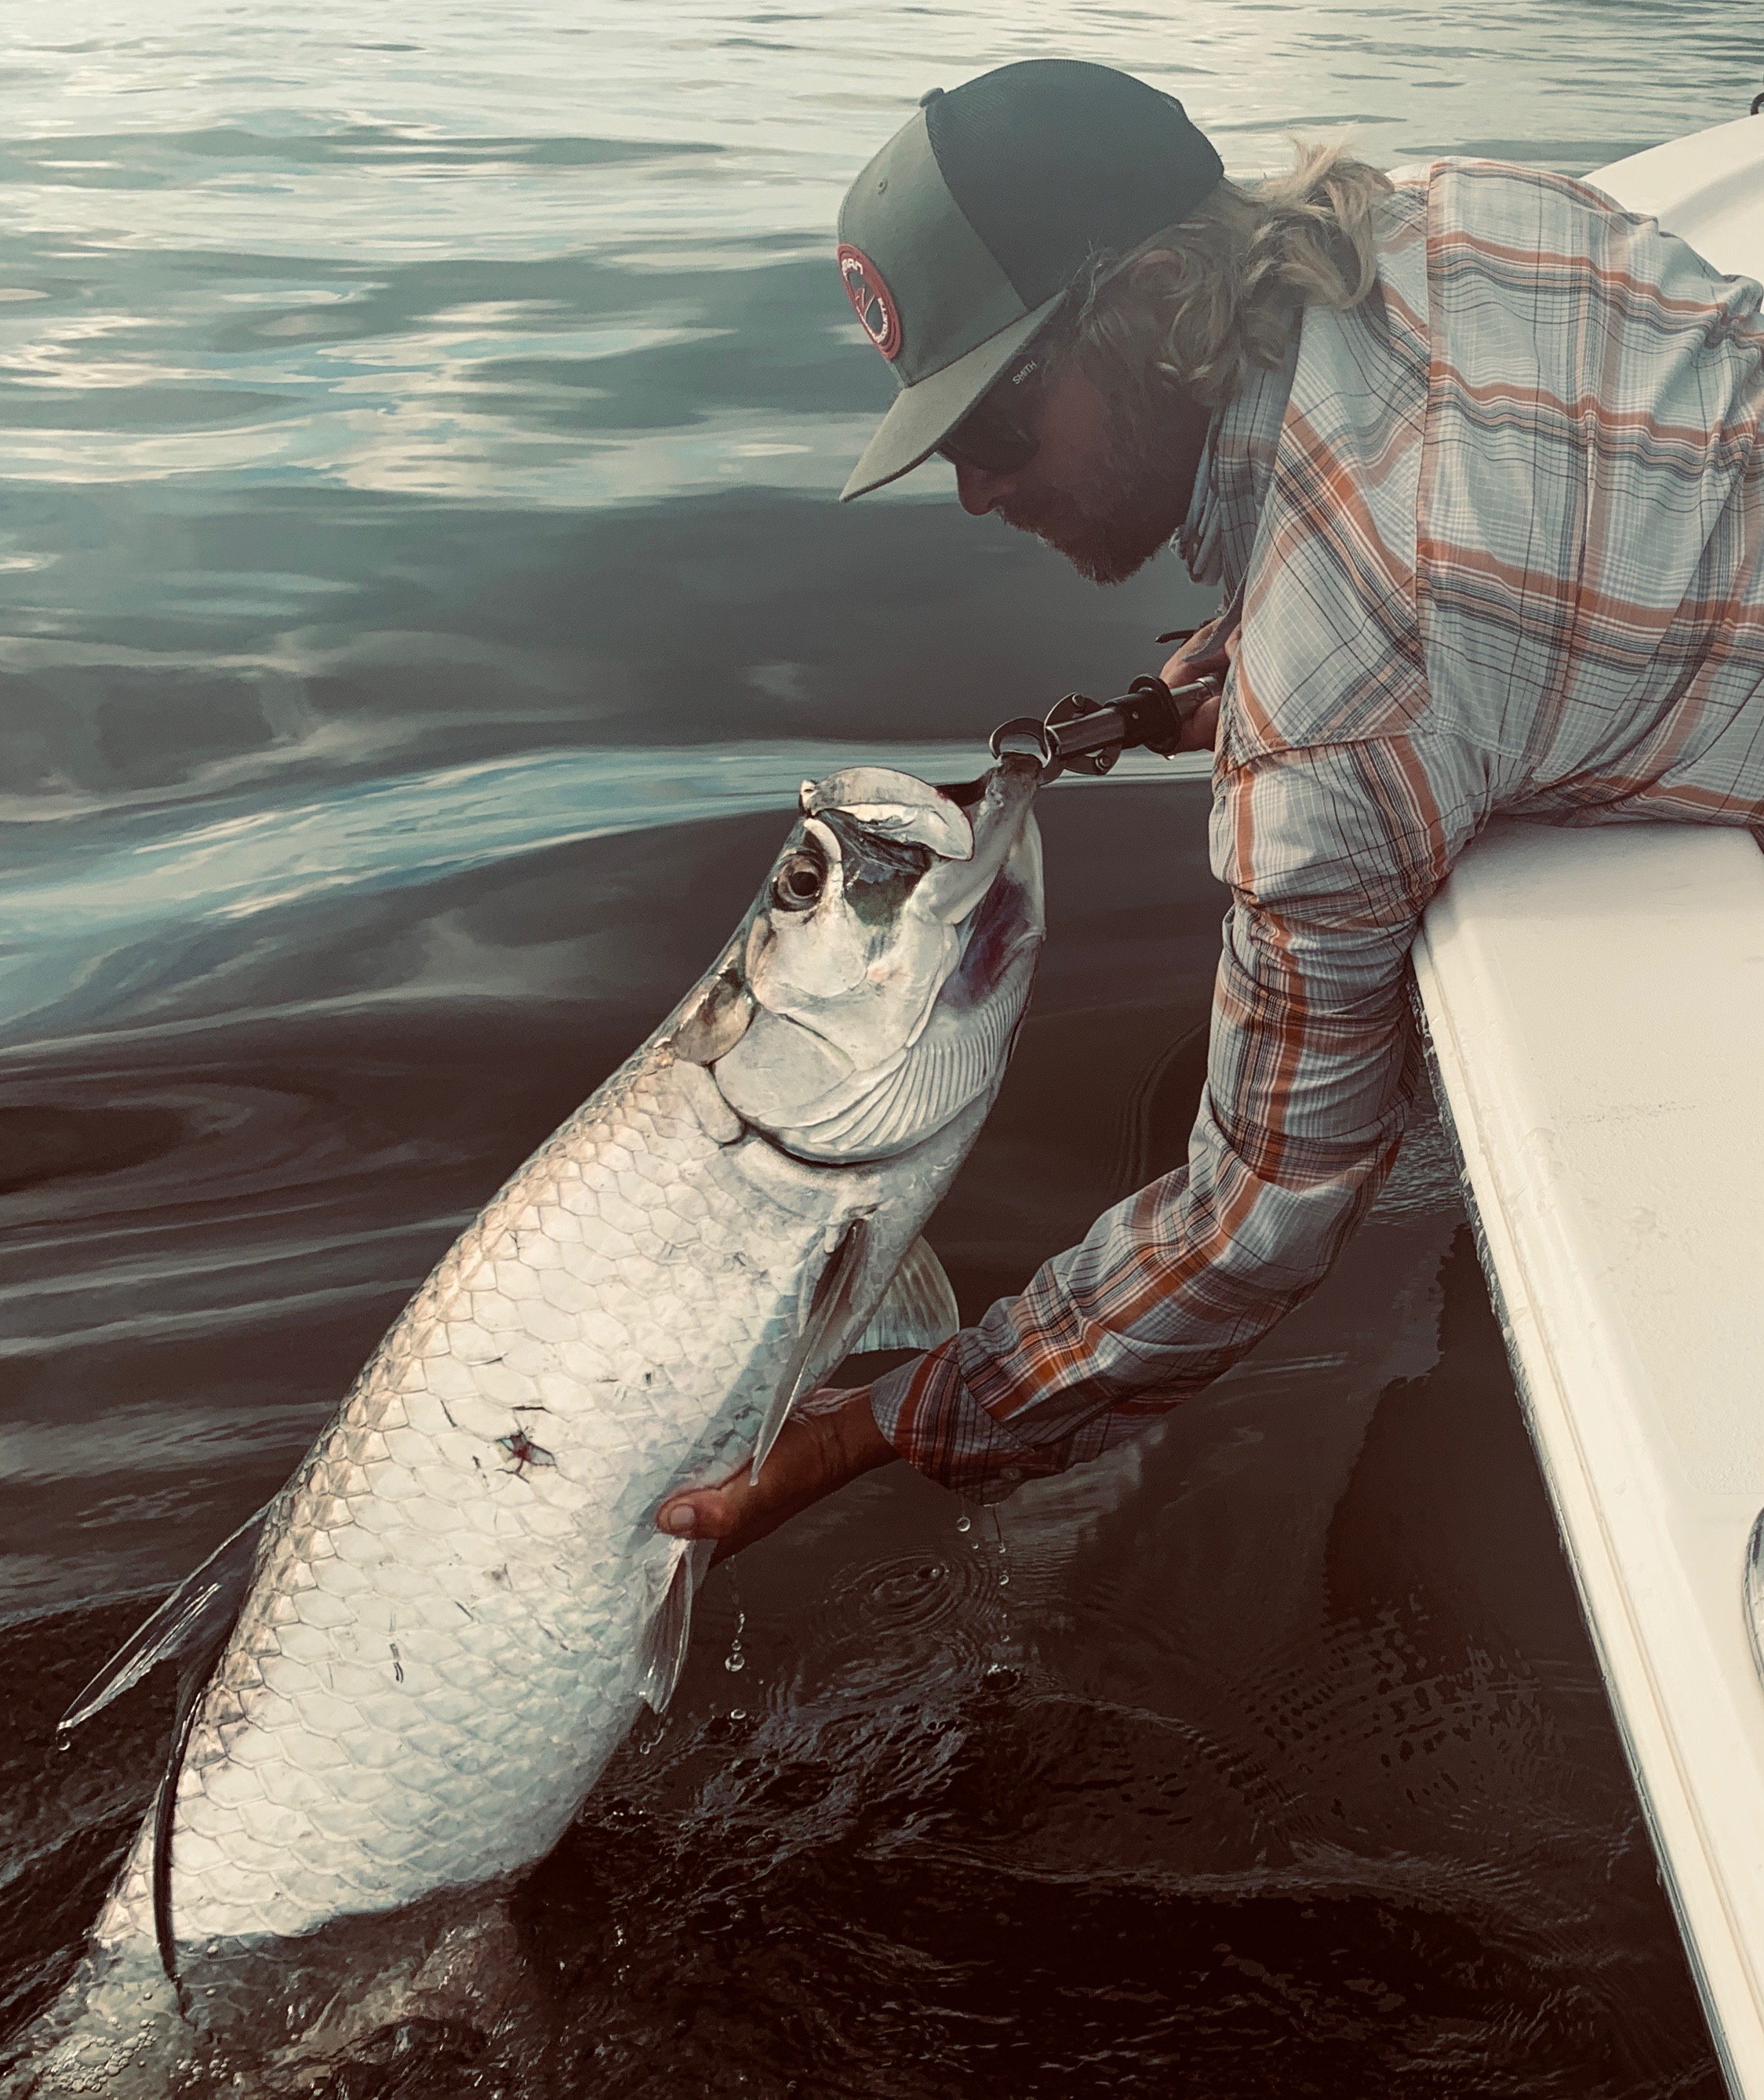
[683,756,1045,1161]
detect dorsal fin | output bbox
[60,1504,270,1988]
[60,1504,270,1734]
[62,1512,271,1738]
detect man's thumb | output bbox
[657,1487,737,1540]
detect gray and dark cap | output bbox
[836,59,1224,501]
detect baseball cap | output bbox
[835,59,1224,501]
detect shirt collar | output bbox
[1177,340,1298,590]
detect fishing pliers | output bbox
[989,631,1223,784]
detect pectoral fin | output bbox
[848,1236,959,1353]
[637,1538,714,1715]
[750,1217,870,1482]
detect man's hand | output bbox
[1160,624,1232,752]
[655,1388,898,1564]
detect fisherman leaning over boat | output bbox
[657,57,1764,1552]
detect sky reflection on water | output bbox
[0,0,1751,824]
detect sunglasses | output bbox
[936,355,1044,476]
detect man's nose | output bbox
[953,458,1012,516]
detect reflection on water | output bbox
[0,0,1750,2090]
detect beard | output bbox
[996,383,1204,585]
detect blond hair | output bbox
[1051,141,1393,410]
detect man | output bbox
[659,58,1764,1552]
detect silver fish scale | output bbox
[93,1044,867,1956]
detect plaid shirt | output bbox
[871,159,1764,1498]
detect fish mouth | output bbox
[912,753,1042,929]
[935,748,1041,813]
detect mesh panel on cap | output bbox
[924,60,1224,308]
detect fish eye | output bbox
[772,848,826,912]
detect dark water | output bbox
[1,2,1756,2091]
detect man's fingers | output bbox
[653,1388,898,1563]
[1160,647,1215,688]
[1158,623,1232,692]
[1178,695,1221,752]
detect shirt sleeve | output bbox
[868,730,1489,1499]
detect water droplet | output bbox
[729,1708,746,1722]
[998,1573,1010,1588]
[53,1731,71,1756]
[955,1515,972,1534]
[981,1662,1020,1694]
[722,1600,749,1676]
[718,1596,747,1680]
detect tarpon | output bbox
[3,754,1044,2095]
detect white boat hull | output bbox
[1416,822,1764,2095]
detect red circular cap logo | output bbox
[838,243,901,362]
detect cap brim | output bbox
[839,293,1064,501]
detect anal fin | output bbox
[848,1236,959,1353]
